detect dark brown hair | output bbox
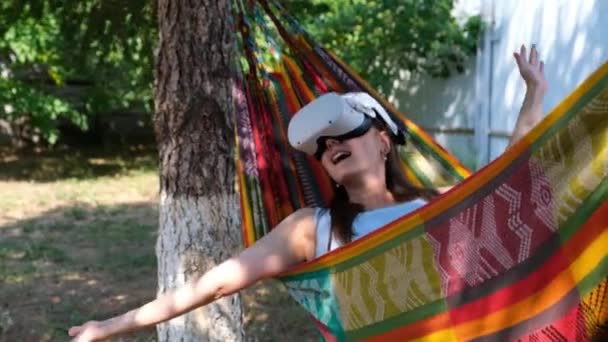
[328,121,438,245]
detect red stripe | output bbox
[246,82,279,226]
[448,249,570,324]
[299,58,330,93]
[266,74,307,208]
[283,59,314,103]
[295,36,345,93]
[271,71,300,115]
[310,317,338,342]
[238,13,280,227]
[258,0,344,93]
[449,199,608,324]
[365,248,572,340]
[270,71,327,207]
[260,98,294,223]
[363,200,608,340]
[272,65,333,206]
[561,199,608,263]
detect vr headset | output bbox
[287,92,406,159]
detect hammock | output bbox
[232,1,608,340]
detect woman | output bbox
[69,45,547,341]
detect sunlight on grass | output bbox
[0,148,317,341]
[0,172,159,227]
[0,150,161,341]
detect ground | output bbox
[0,146,317,341]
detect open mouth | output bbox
[331,151,351,164]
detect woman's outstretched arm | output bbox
[68,208,316,342]
[509,44,548,147]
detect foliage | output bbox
[1,0,481,144]
[0,1,156,144]
[285,0,483,92]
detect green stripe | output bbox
[275,66,326,206]
[265,80,302,209]
[248,177,267,239]
[280,224,426,281]
[334,225,426,273]
[577,256,608,297]
[531,72,608,151]
[407,128,466,182]
[345,298,449,341]
[400,149,434,187]
[559,176,608,241]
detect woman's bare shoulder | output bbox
[276,207,317,236]
[272,207,318,261]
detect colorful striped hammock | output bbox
[233,1,608,340]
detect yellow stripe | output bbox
[265,83,307,208]
[275,63,303,111]
[420,230,607,340]
[569,229,608,283]
[524,60,608,144]
[285,214,425,274]
[293,35,344,92]
[236,136,256,247]
[411,328,458,342]
[407,123,471,178]
[402,162,425,187]
[283,55,315,102]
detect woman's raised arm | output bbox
[509,44,549,147]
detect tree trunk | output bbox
[154,0,244,341]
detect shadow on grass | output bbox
[0,202,317,341]
[0,145,158,183]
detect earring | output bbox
[381,149,388,161]
[336,183,341,188]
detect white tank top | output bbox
[313,199,428,258]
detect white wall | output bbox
[392,0,608,169]
[488,0,608,160]
[389,59,479,169]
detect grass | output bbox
[0,146,316,341]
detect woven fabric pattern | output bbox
[233,1,608,340]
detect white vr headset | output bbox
[288,92,406,159]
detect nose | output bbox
[325,138,340,150]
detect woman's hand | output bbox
[513,44,548,93]
[509,44,548,147]
[69,321,110,342]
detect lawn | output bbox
[0,146,316,341]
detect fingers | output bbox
[514,44,525,66]
[528,44,534,63]
[529,44,539,65]
[69,326,82,337]
[515,44,543,69]
[540,61,544,74]
[513,51,523,68]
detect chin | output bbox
[334,170,364,186]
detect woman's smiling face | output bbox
[320,126,391,186]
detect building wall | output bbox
[389,59,479,169]
[392,0,608,169]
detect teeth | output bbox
[332,151,351,164]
